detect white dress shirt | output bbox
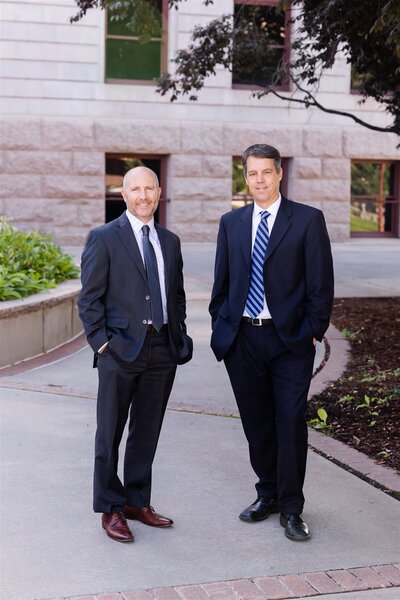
[243,195,281,319]
[125,210,168,324]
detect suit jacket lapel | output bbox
[239,204,253,268]
[265,196,292,261]
[116,213,147,282]
[155,224,172,298]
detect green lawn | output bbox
[350,214,378,233]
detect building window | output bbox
[105,154,168,225]
[351,161,399,237]
[232,156,289,209]
[105,0,167,82]
[232,0,290,90]
[350,64,364,93]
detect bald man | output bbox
[78,167,192,542]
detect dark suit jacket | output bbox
[78,212,191,365]
[209,197,334,361]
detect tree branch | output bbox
[267,81,398,134]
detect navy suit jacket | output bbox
[78,212,192,365]
[209,197,334,361]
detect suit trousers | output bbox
[224,320,315,514]
[93,328,176,513]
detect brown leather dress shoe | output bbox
[123,505,173,527]
[102,512,134,542]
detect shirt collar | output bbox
[126,210,155,234]
[253,194,281,218]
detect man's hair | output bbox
[241,144,282,177]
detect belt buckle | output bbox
[252,318,263,326]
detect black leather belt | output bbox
[146,324,167,333]
[242,317,273,326]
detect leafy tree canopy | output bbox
[71,0,400,135]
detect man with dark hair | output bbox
[78,166,192,543]
[209,144,334,541]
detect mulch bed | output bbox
[307,297,400,473]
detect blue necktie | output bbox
[142,225,164,331]
[245,210,270,318]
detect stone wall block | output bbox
[292,158,322,179]
[50,226,92,245]
[52,203,80,226]
[72,152,105,175]
[43,176,104,199]
[0,174,42,198]
[294,178,349,203]
[169,221,218,242]
[202,155,232,178]
[169,155,203,177]
[343,130,399,158]
[0,152,5,173]
[95,120,180,153]
[303,129,343,157]
[322,200,350,224]
[42,119,94,150]
[77,201,105,226]
[294,198,323,211]
[223,125,303,157]
[0,118,42,150]
[326,223,349,242]
[167,200,203,223]
[180,123,224,154]
[322,158,351,180]
[4,151,73,174]
[170,177,230,202]
[3,198,61,223]
[202,199,231,222]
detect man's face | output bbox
[245,156,282,208]
[121,168,161,223]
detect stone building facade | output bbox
[1,0,399,244]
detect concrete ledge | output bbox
[0,279,82,367]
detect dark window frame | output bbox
[104,0,168,84]
[350,159,400,238]
[232,0,291,92]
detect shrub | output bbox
[0,218,79,301]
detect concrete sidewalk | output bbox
[0,239,399,600]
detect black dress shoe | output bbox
[280,513,310,541]
[239,497,279,522]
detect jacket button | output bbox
[143,319,147,324]
[145,295,150,300]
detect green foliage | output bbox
[356,394,380,426]
[341,328,357,340]
[232,159,248,196]
[0,218,79,301]
[308,407,329,430]
[338,394,355,404]
[71,0,400,134]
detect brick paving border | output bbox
[45,564,400,600]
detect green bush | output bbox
[0,218,79,301]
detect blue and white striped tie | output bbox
[245,210,270,318]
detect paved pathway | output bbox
[0,239,399,600]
